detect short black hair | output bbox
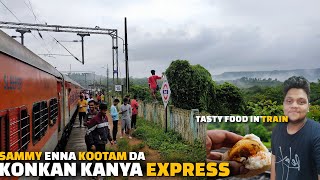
[283,76,310,100]
[151,70,155,75]
[133,95,137,99]
[99,103,108,110]
[123,98,129,103]
[113,99,120,103]
[88,100,95,104]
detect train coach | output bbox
[0,30,83,153]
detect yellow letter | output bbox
[206,162,218,177]
[147,163,157,176]
[282,116,288,122]
[7,152,13,160]
[25,152,34,160]
[273,116,278,122]
[117,152,127,160]
[78,152,85,160]
[157,163,169,176]
[170,163,182,176]
[14,152,24,160]
[195,163,205,176]
[35,152,42,160]
[182,163,194,176]
[218,162,230,176]
[86,152,94,160]
[0,152,5,160]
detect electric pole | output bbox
[77,33,90,64]
[107,64,109,95]
[124,17,129,94]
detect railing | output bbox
[137,101,206,145]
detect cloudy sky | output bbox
[1,0,320,78]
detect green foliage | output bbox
[263,141,271,148]
[249,123,271,142]
[209,121,271,143]
[242,85,284,105]
[308,105,320,122]
[212,82,245,115]
[165,60,246,115]
[165,60,215,111]
[117,138,130,152]
[129,84,152,101]
[310,80,320,106]
[132,118,205,163]
[129,77,148,87]
[245,100,283,116]
[131,142,146,152]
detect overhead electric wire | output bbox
[23,0,81,63]
[25,0,37,21]
[53,37,81,63]
[5,0,80,63]
[0,0,20,21]
[0,0,52,54]
[23,0,57,53]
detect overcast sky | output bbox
[1,0,320,78]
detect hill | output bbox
[213,68,320,82]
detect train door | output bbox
[57,81,62,133]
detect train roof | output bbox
[0,30,62,78]
[62,74,84,88]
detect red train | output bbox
[0,30,83,152]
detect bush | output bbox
[132,118,205,163]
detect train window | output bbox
[32,102,41,144]
[0,110,8,151]
[49,98,58,126]
[20,108,30,151]
[8,108,20,152]
[32,101,49,145]
[40,101,49,137]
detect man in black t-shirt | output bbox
[271,76,320,180]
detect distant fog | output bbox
[213,68,320,82]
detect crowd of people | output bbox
[75,68,162,153]
[77,92,139,154]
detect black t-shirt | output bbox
[271,119,320,180]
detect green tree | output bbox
[130,84,154,101]
[213,82,245,115]
[165,60,215,111]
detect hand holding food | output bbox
[221,134,271,178]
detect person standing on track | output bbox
[110,98,120,144]
[86,94,94,112]
[120,98,132,139]
[84,103,114,152]
[131,95,139,129]
[97,93,101,103]
[77,94,87,127]
[101,93,105,102]
[84,100,98,151]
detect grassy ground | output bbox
[132,117,206,163]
